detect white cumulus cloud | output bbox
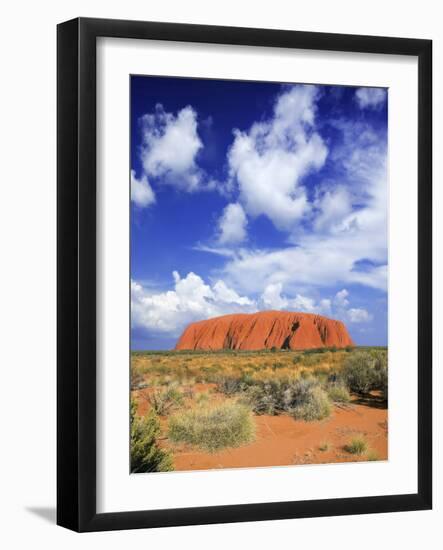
[131,272,256,336]
[219,116,387,295]
[346,308,372,323]
[227,85,328,230]
[212,279,253,306]
[334,289,350,309]
[289,294,331,315]
[139,104,204,192]
[332,289,371,323]
[217,203,248,245]
[132,274,371,340]
[355,87,387,109]
[261,282,289,309]
[131,170,155,208]
[314,186,352,233]
[259,284,369,324]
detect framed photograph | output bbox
[57,17,432,532]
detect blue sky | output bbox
[130,76,388,350]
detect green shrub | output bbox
[344,436,368,455]
[130,401,173,473]
[343,352,375,393]
[342,351,388,396]
[168,402,255,452]
[327,383,351,403]
[319,441,330,452]
[130,368,145,390]
[290,384,332,421]
[216,375,246,396]
[244,381,283,415]
[372,350,388,399]
[244,378,332,421]
[143,385,184,415]
[312,367,330,384]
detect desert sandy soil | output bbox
[131,349,388,471]
[157,394,387,471]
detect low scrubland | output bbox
[130,347,388,472]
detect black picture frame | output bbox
[57,17,432,532]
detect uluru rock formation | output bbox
[175,311,354,351]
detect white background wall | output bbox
[0,1,440,547]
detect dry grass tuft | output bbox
[168,401,255,452]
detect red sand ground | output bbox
[166,396,387,471]
[175,310,354,351]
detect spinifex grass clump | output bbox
[289,380,332,421]
[327,383,351,403]
[130,400,173,473]
[168,401,255,452]
[344,435,368,455]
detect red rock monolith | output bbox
[175,311,354,351]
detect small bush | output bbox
[344,436,368,455]
[143,385,184,415]
[342,352,374,393]
[312,367,330,384]
[130,401,173,473]
[319,441,330,452]
[342,351,388,396]
[373,350,388,399]
[168,402,255,452]
[243,378,332,421]
[244,381,283,415]
[216,375,246,396]
[130,367,145,390]
[327,383,351,403]
[291,385,332,421]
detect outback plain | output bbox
[130,346,388,473]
